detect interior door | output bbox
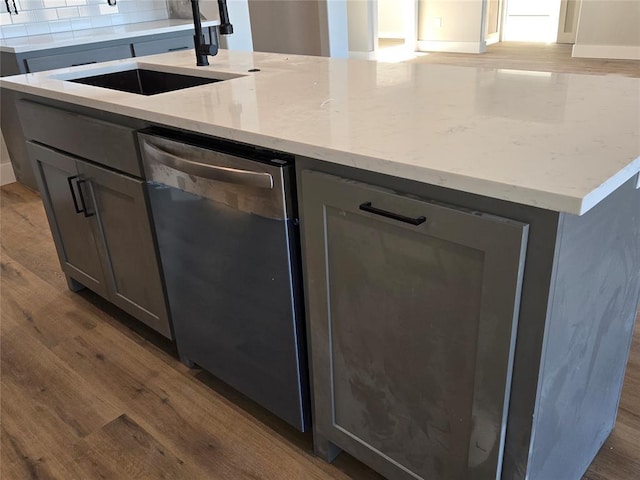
[485,0,503,45]
[557,0,581,44]
[27,141,107,296]
[502,0,562,42]
[77,160,171,339]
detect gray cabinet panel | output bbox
[78,160,171,339]
[300,171,529,480]
[18,100,142,177]
[27,141,107,296]
[132,35,194,57]
[25,44,132,73]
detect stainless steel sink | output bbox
[68,68,226,95]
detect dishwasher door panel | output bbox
[141,133,308,431]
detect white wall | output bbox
[417,0,487,53]
[573,0,640,59]
[247,0,348,57]
[248,0,324,55]
[348,0,376,53]
[378,0,404,38]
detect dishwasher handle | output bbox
[143,141,274,190]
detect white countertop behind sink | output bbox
[1,49,638,215]
[0,19,220,53]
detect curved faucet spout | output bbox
[191,0,234,67]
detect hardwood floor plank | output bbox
[0,184,67,291]
[69,414,206,480]
[0,250,98,347]
[406,42,640,77]
[1,327,121,438]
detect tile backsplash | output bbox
[0,0,170,39]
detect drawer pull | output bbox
[71,61,97,67]
[76,179,95,218]
[359,202,426,226]
[67,175,83,214]
[168,46,190,52]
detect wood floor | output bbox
[389,41,640,77]
[2,43,640,479]
[2,181,640,480]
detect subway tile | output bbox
[47,18,71,32]
[1,24,28,38]
[69,17,90,30]
[42,0,66,7]
[26,21,51,35]
[89,13,111,28]
[9,9,57,23]
[65,0,87,6]
[55,6,78,18]
[99,4,117,15]
[18,0,45,11]
[0,12,12,25]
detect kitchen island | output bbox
[1,50,639,480]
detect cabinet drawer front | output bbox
[301,170,529,480]
[17,100,142,177]
[25,45,132,73]
[132,35,194,57]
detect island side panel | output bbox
[295,157,561,480]
[528,176,640,480]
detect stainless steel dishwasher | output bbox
[139,130,309,431]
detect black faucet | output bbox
[191,0,234,66]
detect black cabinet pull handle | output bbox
[359,202,426,226]
[76,179,95,218]
[168,46,190,52]
[67,175,84,214]
[71,61,97,67]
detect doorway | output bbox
[376,0,418,61]
[501,0,563,42]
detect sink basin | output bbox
[68,68,224,95]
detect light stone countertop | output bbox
[0,19,220,53]
[1,49,638,215]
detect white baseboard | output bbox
[417,40,486,54]
[0,162,16,186]
[349,51,377,61]
[572,44,640,60]
[378,32,405,40]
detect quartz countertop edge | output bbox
[0,19,221,53]
[1,50,638,216]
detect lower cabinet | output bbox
[28,141,172,339]
[300,171,529,480]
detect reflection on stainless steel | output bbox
[141,133,288,219]
[143,142,274,189]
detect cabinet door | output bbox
[77,160,171,339]
[301,171,529,480]
[27,142,107,296]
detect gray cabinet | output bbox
[132,35,194,57]
[25,44,133,73]
[300,170,529,480]
[77,160,171,338]
[23,111,171,338]
[29,142,108,297]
